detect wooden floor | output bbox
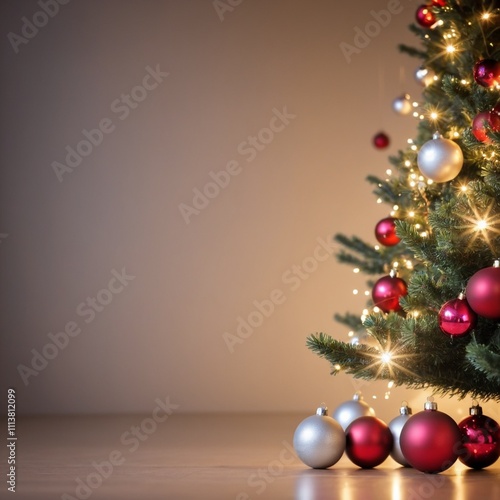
[5,413,500,499]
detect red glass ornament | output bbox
[372,273,408,313]
[473,59,500,88]
[400,400,461,473]
[472,110,500,143]
[466,262,500,319]
[438,296,477,337]
[375,217,401,246]
[458,405,500,470]
[432,0,446,6]
[416,5,436,28]
[345,416,393,469]
[373,132,389,149]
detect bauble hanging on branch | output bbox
[466,260,500,319]
[415,5,436,28]
[472,104,500,144]
[392,94,412,115]
[375,217,401,247]
[473,59,500,88]
[438,293,477,337]
[417,132,464,183]
[373,131,390,149]
[372,270,408,313]
[415,66,436,87]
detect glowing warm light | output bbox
[386,169,392,175]
[388,380,394,389]
[420,231,428,238]
[446,45,456,54]
[476,220,488,230]
[408,211,415,217]
[348,331,354,337]
[413,111,419,118]
[353,289,359,295]
[353,267,360,273]
[373,306,381,313]
[482,12,491,20]
[430,111,438,120]
[405,160,411,167]
[377,198,383,204]
[334,364,341,371]
[381,352,392,364]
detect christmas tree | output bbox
[308,0,500,401]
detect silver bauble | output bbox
[415,66,436,87]
[388,403,413,467]
[332,393,376,431]
[417,132,464,183]
[293,405,345,469]
[392,94,412,115]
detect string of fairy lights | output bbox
[341,4,500,400]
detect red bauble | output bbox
[373,132,390,149]
[372,273,408,313]
[416,5,436,28]
[438,296,477,337]
[466,262,500,319]
[472,110,500,143]
[432,0,446,6]
[375,217,401,246]
[400,400,461,473]
[458,405,500,470]
[345,416,393,469]
[473,59,500,88]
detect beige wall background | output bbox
[1,0,497,422]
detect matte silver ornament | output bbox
[388,403,413,467]
[392,94,412,115]
[293,405,345,469]
[415,66,436,87]
[417,132,463,183]
[332,393,376,431]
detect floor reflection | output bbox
[293,466,471,500]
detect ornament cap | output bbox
[316,404,328,416]
[400,401,413,415]
[424,397,438,411]
[469,404,483,416]
[494,259,500,268]
[458,292,465,300]
[353,392,363,401]
[389,269,398,278]
[432,131,442,140]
